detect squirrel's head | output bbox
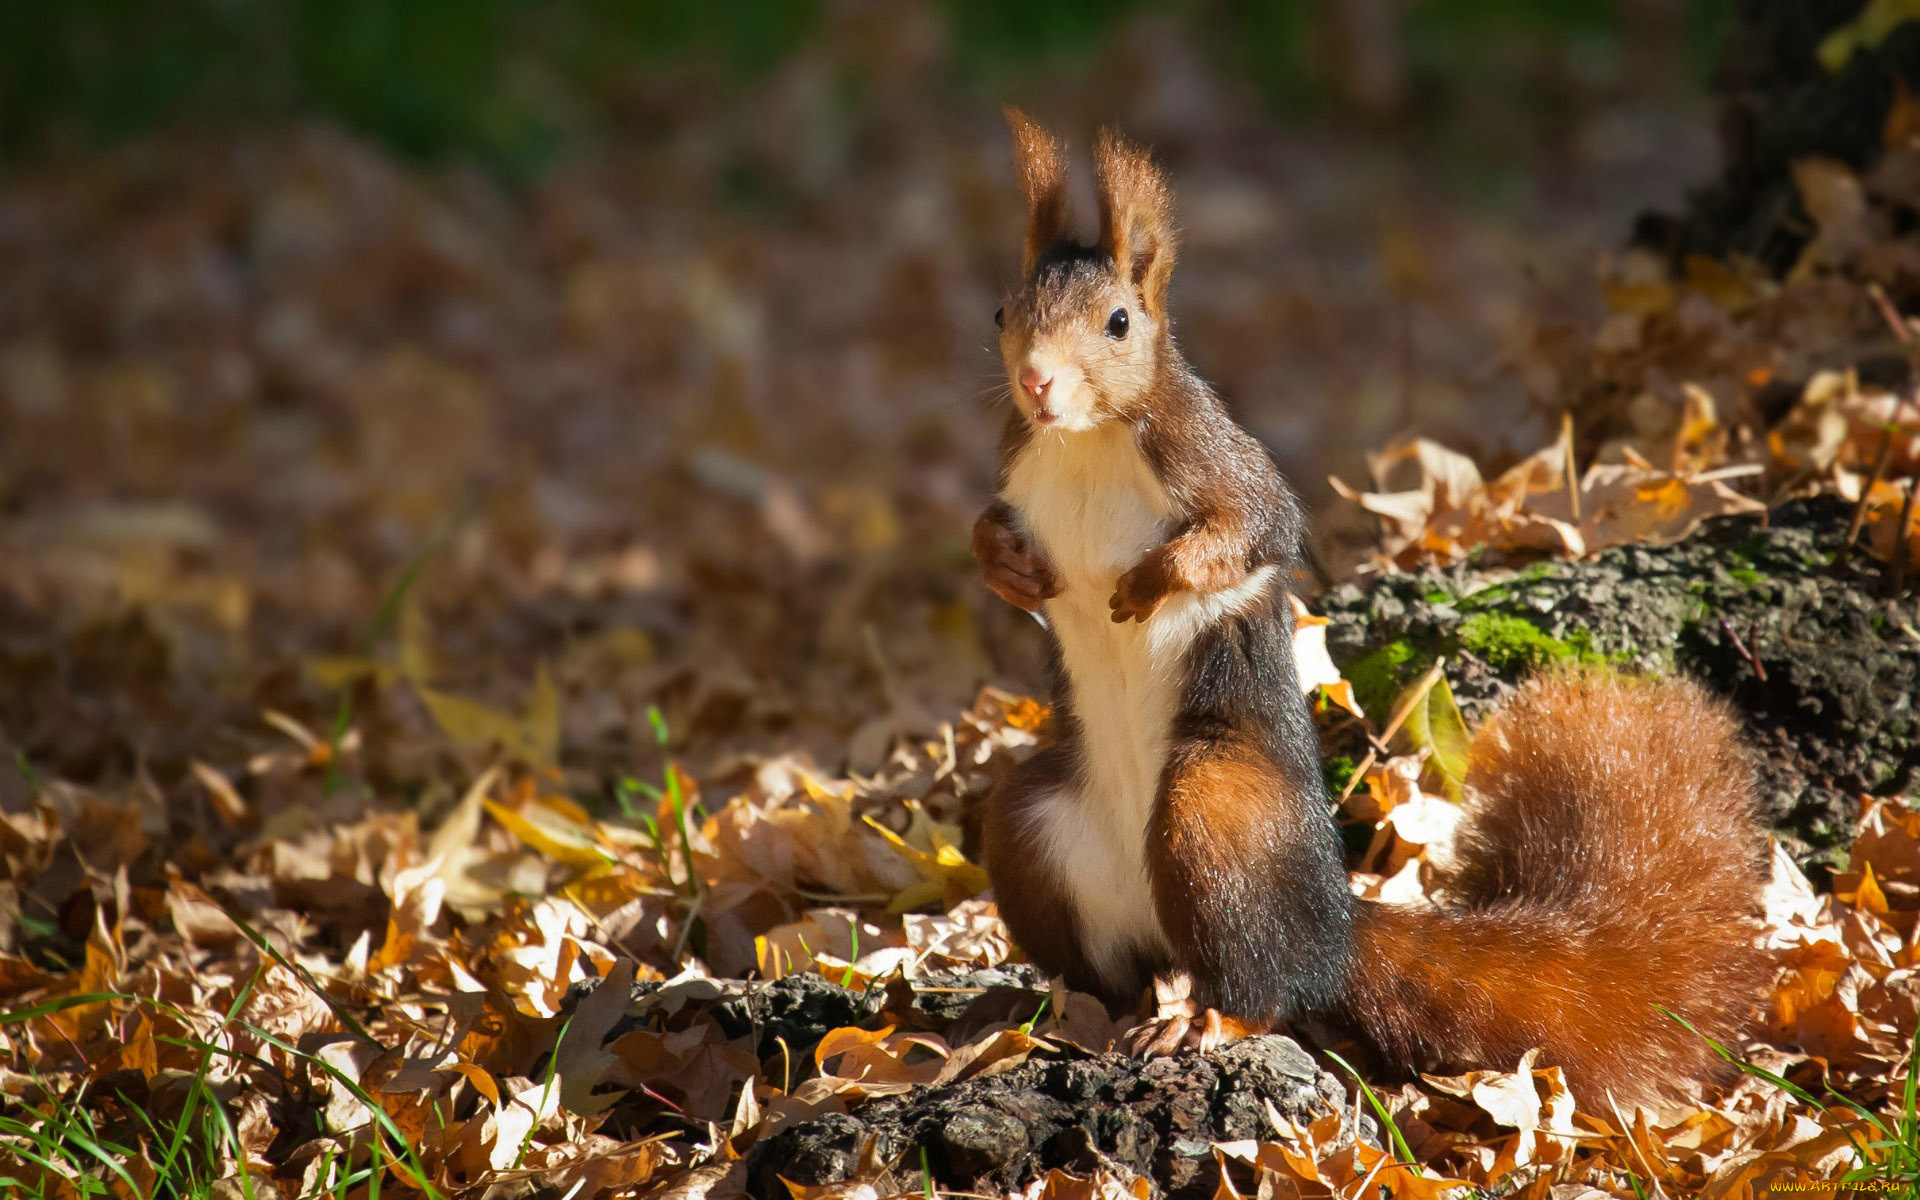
[996,108,1179,434]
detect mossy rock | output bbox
[1316,498,1920,873]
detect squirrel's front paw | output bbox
[983,552,1060,612]
[974,517,1061,612]
[1122,1008,1260,1056]
[1109,547,1178,623]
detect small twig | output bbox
[1868,281,1916,348]
[1860,284,1920,588]
[1718,616,1768,683]
[1606,1093,1672,1200]
[1839,430,1896,570]
[1335,748,1378,808]
[1335,657,1447,807]
[1379,657,1447,745]
[667,888,706,967]
[1562,411,1581,523]
[1890,478,1918,595]
[1691,464,1766,484]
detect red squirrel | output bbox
[972,109,1770,1108]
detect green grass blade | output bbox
[514,1014,571,1171]
[1662,1004,1881,1175]
[0,992,135,1025]
[24,1119,143,1197]
[1323,1049,1420,1167]
[228,1021,445,1200]
[164,961,269,1172]
[217,907,380,1047]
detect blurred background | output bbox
[0,0,1742,797]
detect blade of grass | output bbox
[840,918,860,988]
[1897,1016,1920,1178]
[0,981,294,1197]
[217,906,380,1047]
[160,961,268,1175]
[514,1014,572,1171]
[0,991,138,1026]
[325,495,477,795]
[17,1115,143,1197]
[13,748,40,792]
[195,1075,255,1200]
[227,1022,445,1200]
[368,1128,383,1200]
[1662,1005,1880,1175]
[1323,1049,1420,1167]
[1019,996,1049,1036]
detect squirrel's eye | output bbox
[994,306,1005,330]
[1105,308,1129,339]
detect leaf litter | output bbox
[4,17,1920,1200]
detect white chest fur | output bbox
[1000,423,1277,987]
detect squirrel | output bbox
[971,108,1771,1109]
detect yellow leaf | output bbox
[884,879,946,914]
[1600,279,1674,317]
[1681,253,1764,313]
[418,663,560,768]
[539,790,597,827]
[304,656,398,690]
[190,760,248,826]
[563,862,655,919]
[443,1062,501,1107]
[813,1024,896,1070]
[862,804,990,912]
[1401,673,1471,801]
[1818,0,1920,72]
[484,796,611,867]
[524,663,560,762]
[397,596,435,682]
[420,688,520,751]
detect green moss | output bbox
[1455,613,1589,675]
[1344,638,1427,716]
[1322,755,1358,798]
[1562,626,1606,660]
[1454,581,1512,611]
[1727,567,1765,588]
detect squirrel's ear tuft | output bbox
[1005,106,1071,275]
[1093,126,1178,319]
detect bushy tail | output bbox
[1343,673,1772,1108]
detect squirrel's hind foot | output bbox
[1122,1007,1268,1056]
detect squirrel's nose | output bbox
[1019,366,1052,400]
